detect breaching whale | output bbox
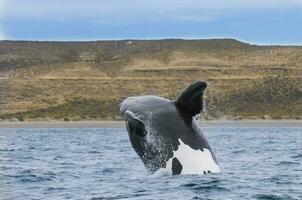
[119,81,220,175]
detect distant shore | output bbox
[0,120,301,128]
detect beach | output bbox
[0,120,301,128]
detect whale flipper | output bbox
[175,81,207,118]
[172,157,183,175]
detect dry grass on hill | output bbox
[0,39,301,120]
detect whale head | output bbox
[119,81,219,174]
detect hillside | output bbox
[0,39,301,121]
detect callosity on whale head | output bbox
[119,81,220,175]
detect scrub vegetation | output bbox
[205,74,302,120]
[0,39,301,121]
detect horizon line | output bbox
[1,37,302,47]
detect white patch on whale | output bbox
[164,139,221,175]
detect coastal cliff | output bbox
[0,39,301,120]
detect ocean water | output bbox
[0,123,301,200]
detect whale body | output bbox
[119,81,220,175]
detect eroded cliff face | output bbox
[0,39,301,120]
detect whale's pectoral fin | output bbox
[175,81,207,117]
[125,111,146,137]
[172,157,183,175]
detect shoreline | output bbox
[0,120,301,128]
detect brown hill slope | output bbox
[0,39,301,120]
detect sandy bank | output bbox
[0,120,301,128]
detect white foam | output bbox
[163,139,221,175]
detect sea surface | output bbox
[0,123,301,200]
